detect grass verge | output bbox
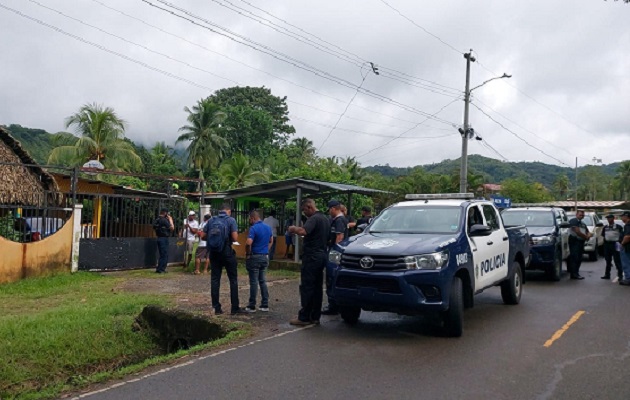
[0,273,249,400]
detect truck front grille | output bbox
[341,254,407,271]
[335,275,402,294]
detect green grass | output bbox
[0,273,248,400]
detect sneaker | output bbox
[244,307,257,313]
[289,318,313,326]
[619,279,630,286]
[601,275,611,280]
[613,276,620,283]
[214,308,223,315]
[259,307,269,312]
[231,308,248,315]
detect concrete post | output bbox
[71,204,83,273]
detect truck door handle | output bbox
[503,236,509,241]
[487,241,493,245]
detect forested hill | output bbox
[4,124,622,189]
[364,155,621,188]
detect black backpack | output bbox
[205,216,230,253]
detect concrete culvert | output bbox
[134,305,229,353]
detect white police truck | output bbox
[330,193,531,337]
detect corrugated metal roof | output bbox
[217,178,389,200]
[513,201,629,209]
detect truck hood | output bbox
[526,227,555,237]
[341,232,458,255]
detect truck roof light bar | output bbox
[405,193,475,200]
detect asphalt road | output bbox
[74,257,630,400]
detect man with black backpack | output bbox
[202,203,245,315]
[153,208,174,274]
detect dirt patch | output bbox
[107,268,302,337]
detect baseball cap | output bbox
[621,211,630,217]
[203,214,211,220]
[160,207,169,213]
[188,210,196,216]
[361,206,372,213]
[605,214,615,219]
[327,199,341,209]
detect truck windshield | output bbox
[369,206,461,234]
[502,210,554,227]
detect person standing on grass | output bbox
[182,211,199,268]
[287,198,330,326]
[203,203,245,315]
[263,210,280,260]
[194,214,211,275]
[618,211,630,286]
[244,210,273,313]
[153,208,174,274]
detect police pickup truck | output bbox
[330,193,530,337]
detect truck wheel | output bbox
[340,306,361,325]
[501,262,523,305]
[442,276,463,337]
[547,251,562,281]
[588,250,598,262]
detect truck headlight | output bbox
[404,251,449,270]
[531,235,554,245]
[329,250,342,264]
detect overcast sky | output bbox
[1,0,628,169]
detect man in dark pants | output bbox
[619,211,630,286]
[244,210,273,312]
[322,199,348,316]
[287,198,331,326]
[567,209,591,280]
[601,214,623,280]
[204,203,245,315]
[153,208,174,273]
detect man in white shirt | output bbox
[194,214,210,275]
[183,211,199,268]
[263,210,280,260]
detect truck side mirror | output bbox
[596,222,604,227]
[356,223,368,233]
[469,224,492,237]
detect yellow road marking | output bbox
[544,310,585,347]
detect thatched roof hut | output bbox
[0,126,61,206]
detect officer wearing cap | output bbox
[601,214,623,280]
[618,211,630,286]
[322,199,348,315]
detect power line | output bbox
[354,97,461,159]
[141,0,460,126]
[377,0,463,55]
[471,103,572,167]
[0,2,217,91]
[235,0,462,95]
[359,133,456,165]
[318,68,371,152]
[474,57,596,137]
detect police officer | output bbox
[567,210,592,280]
[601,214,623,281]
[322,199,348,316]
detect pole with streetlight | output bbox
[458,49,511,193]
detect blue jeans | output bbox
[246,255,269,308]
[156,237,169,272]
[620,250,630,280]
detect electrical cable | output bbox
[471,103,572,167]
[359,133,455,165]
[141,0,460,125]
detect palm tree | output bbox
[177,99,228,188]
[48,103,142,171]
[340,157,364,181]
[219,153,268,189]
[553,174,571,200]
[616,161,630,200]
[291,137,316,159]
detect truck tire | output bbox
[501,262,523,305]
[442,276,463,337]
[547,251,562,281]
[340,306,361,325]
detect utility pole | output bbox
[459,51,475,193]
[574,157,578,211]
